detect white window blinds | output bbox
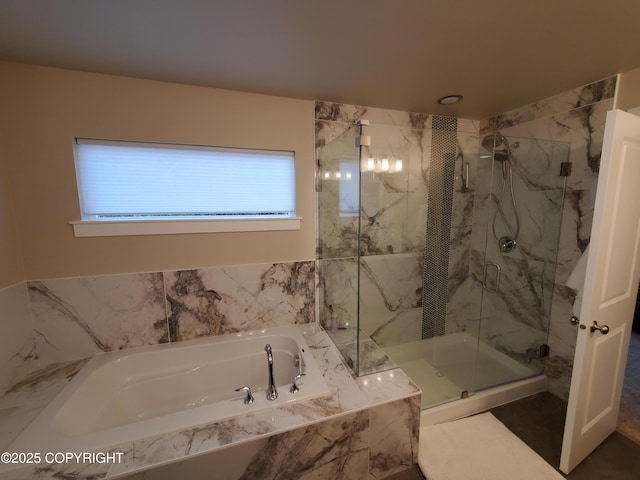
[75,139,296,220]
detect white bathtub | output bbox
[5,325,330,459]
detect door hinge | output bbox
[560,162,572,176]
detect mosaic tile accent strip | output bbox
[422,115,458,339]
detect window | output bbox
[71,139,299,237]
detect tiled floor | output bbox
[387,392,640,480]
[493,392,640,479]
[618,331,640,443]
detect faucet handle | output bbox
[290,373,306,394]
[235,386,254,405]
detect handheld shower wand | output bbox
[481,132,520,252]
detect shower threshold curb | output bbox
[420,374,547,426]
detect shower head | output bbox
[481,132,505,152]
[481,132,510,162]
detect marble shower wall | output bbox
[0,261,314,370]
[481,75,618,400]
[316,101,481,361]
[315,103,431,365]
[0,283,36,395]
[316,76,614,392]
[444,126,482,337]
[457,135,570,375]
[316,102,434,262]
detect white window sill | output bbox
[70,217,302,237]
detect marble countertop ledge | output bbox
[0,324,420,479]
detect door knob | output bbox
[570,316,580,325]
[590,321,610,335]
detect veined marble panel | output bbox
[445,273,482,336]
[481,250,556,333]
[319,257,358,330]
[0,283,35,395]
[0,359,86,453]
[478,312,547,371]
[29,273,168,365]
[555,191,594,289]
[544,195,591,400]
[545,280,579,400]
[457,118,481,134]
[483,88,614,399]
[315,99,432,154]
[116,411,370,480]
[509,137,569,191]
[451,131,479,229]
[165,261,315,342]
[369,396,420,480]
[464,129,568,364]
[358,253,423,348]
[447,225,471,295]
[481,76,617,133]
[358,124,431,255]
[318,121,431,259]
[335,336,398,375]
[315,101,431,129]
[125,381,422,480]
[445,226,482,336]
[240,410,370,479]
[317,125,361,260]
[487,188,564,263]
[491,99,614,193]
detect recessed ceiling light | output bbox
[437,94,463,105]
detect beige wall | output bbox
[616,68,640,111]
[0,62,315,280]
[0,129,25,287]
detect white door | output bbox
[560,109,640,473]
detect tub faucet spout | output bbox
[265,344,278,400]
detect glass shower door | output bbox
[475,134,569,391]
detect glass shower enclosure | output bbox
[317,118,569,409]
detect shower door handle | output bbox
[483,263,501,293]
[463,162,470,190]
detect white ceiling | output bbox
[1,0,639,119]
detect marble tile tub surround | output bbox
[0,325,421,480]
[0,283,35,396]
[15,260,315,367]
[0,359,87,454]
[480,75,618,400]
